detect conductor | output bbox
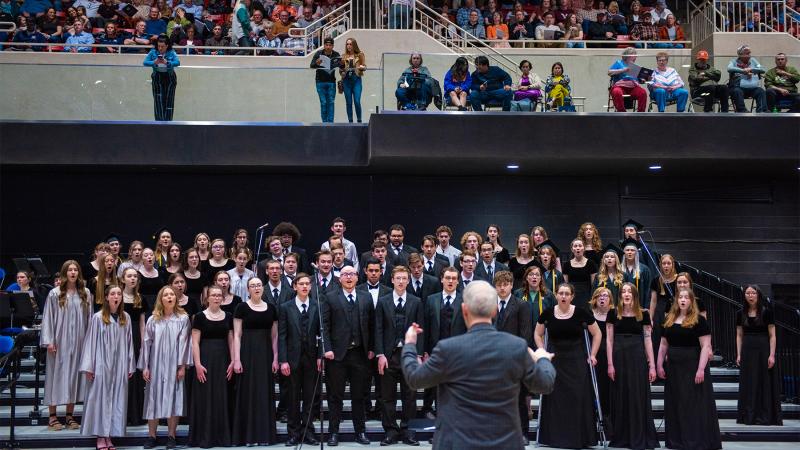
[402,281,556,449]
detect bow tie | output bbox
[368,285,379,290]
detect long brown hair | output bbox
[577,222,602,250]
[121,267,143,309]
[616,282,643,321]
[151,286,186,321]
[95,253,119,305]
[515,234,533,259]
[521,265,547,301]
[100,286,128,326]
[657,254,677,295]
[58,260,89,309]
[344,37,361,56]
[664,288,700,328]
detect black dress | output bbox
[494,247,511,264]
[562,259,598,310]
[124,300,148,426]
[606,311,659,450]
[593,313,610,431]
[736,309,782,425]
[189,312,234,448]
[183,271,207,302]
[232,302,278,445]
[220,295,243,316]
[650,277,677,363]
[138,271,166,311]
[537,306,598,449]
[201,259,236,281]
[663,316,722,450]
[508,258,542,290]
[584,249,602,266]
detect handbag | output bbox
[337,80,344,94]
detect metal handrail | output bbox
[459,38,693,48]
[0,21,16,33]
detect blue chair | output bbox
[0,267,5,290]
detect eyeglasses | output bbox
[340,272,357,277]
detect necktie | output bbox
[321,278,328,290]
[499,300,506,321]
[444,295,452,308]
[301,303,307,315]
[396,297,404,311]
[464,279,471,285]
[348,294,354,305]
[487,265,494,280]
[283,248,288,255]
[272,288,279,299]
[415,280,422,292]
[427,261,433,271]
[287,274,294,282]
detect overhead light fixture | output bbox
[649,165,662,170]
[507,164,520,170]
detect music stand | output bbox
[10,293,37,328]
[28,259,50,280]
[0,292,11,330]
[12,258,31,274]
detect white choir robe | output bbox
[138,313,193,419]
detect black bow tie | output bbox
[368,285,379,290]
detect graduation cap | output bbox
[602,243,623,258]
[622,218,644,232]
[152,227,171,242]
[105,233,121,244]
[621,238,640,250]
[537,239,561,257]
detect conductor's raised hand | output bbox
[528,347,554,363]
[404,322,423,345]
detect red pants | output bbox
[611,84,647,112]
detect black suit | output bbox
[406,274,442,305]
[375,292,424,439]
[331,259,355,279]
[321,288,374,434]
[474,260,510,283]
[357,281,392,414]
[256,255,285,283]
[388,244,418,267]
[358,260,394,286]
[458,274,476,292]
[278,298,321,439]
[493,295,534,435]
[422,254,449,279]
[317,273,341,296]
[422,291,468,413]
[262,279,294,305]
[284,245,310,274]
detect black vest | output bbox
[439,295,454,341]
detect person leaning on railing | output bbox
[143,34,180,121]
[96,21,127,53]
[688,50,730,113]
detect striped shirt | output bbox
[652,67,684,88]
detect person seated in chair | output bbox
[469,55,513,111]
[587,12,617,43]
[629,11,658,48]
[727,45,766,112]
[608,47,647,111]
[649,52,689,112]
[765,52,800,112]
[688,50,729,112]
[395,52,434,110]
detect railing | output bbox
[680,262,800,404]
[691,0,724,44]
[448,38,692,49]
[715,0,788,32]
[294,1,351,55]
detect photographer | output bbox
[143,34,180,121]
[395,52,433,110]
[310,37,340,122]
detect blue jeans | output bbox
[316,81,336,122]
[469,88,513,111]
[342,74,363,122]
[389,3,412,29]
[650,87,688,112]
[395,84,431,108]
[566,41,584,48]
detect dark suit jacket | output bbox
[422,254,450,279]
[406,274,442,305]
[493,295,533,347]
[278,298,321,369]
[358,260,395,286]
[388,244,418,267]
[424,291,468,354]
[286,245,310,274]
[474,260,510,282]
[317,274,341,296]
[356,281,393,309]
[321,288,374,361]
[262,279,294,305]
[374,292,424,356]
[402,323,555,450]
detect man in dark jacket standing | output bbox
[469,55,514,111]
[310,37,339,122]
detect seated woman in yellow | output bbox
[544,61,572,110]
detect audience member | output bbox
[738,10,769,32]
[650,0,671,25]
[123,19,152,53]
[606,1,627,33]
[0,0,20,20]
[389,0,414,29]
[143,34,180,121]
[535,11,563,45]
[513,59,543,110]
[576,0,602,30]
[271,0,297,22]
[12,18,48,51]
[63,20,95,52]
[469,55,513,111]
[175,0,203,22]
[587,11,617,41]
[545,61,572,109]
[486,12,510,47]
[563,13,584,47]
[73,0,102,20]
[232,0,254,51]
[396,52,434,110]
[463,9,486,38]
[657,14,684,47]
[178,23,202,54]
[37,7,63,43]
[97,21,126,53]
[204,24,231,55]
[145,7,166,36]
[457,0,482,27]
[626,0,643,27]
[297,0,321,20]
[688,50,729,112]
[167,7,192,42]
[503,1,526,24]
[97,0,121,27]
[629,10,658,47]
[539,0,554,17]
[310,37,339,122]
[509,10,534,41]
[727,45,767,112]
[764,52,800,112]
[340,37,366,123]
[443,56,472,110]
[483,0,500,25]
[553,0,574,25]
[649,52,689,112]
[608,47,648,111]
[156,0,172,18]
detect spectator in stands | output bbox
[688,50,729,112]
[587,11,617,41]
[97,21,126,53]
[12,17,48,50]
[97,0,121,27]
[502,1,524,23]
[535,11,562,44]
[738,10,769,32]
[37,8,63,43]
[0,0,21,21]
[175,0,202,22]
[649,0,671,25]
[297,0,321,20]
[765,52,800,112]
[629,10,658,47]
[563,13,584,47]
[727,45,767,112]
[513,59,543,109]
[204,24,231,54]
[268,10,294,45]
[167,7,191,42]
[76,6,92,29]
[539,0,554,17]
[626,0,643,27]
[311,37,339,121]
[145,7,166,36]
[123,19,152,52]
[487,12,510,47]
[279,33,305,55]
[444,56,471,110]
[463,10,486,38]
[64,7,89,35]
[649,52,688,112]
[554,0,574,25]
[250,9,270,37]
[271,0,296,21]
[156,0,172,18]
[232,0,254,52]
[510,10,534,41]
[436,5,459,39]
[606,1,627,33]
[178,23,202,54]
[389,0,413,29]
[469,55,513,111]
[545,61,572,110]
[143,34,180,121]
[296,7,321,35]
[457,0,481,27]
[657,14,684,47]
[577,0,602,28]
[73,0,101,23]
[126,0,152,24]
[482,0,498,25]
[608,47,647,112]
[207,0,233,13]
[396,52,434,110]
[63,20,95,52]
[19,0,50,18]
[340,37,366,123]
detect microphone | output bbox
[256,222,270,230]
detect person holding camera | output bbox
[143,34,180,121]
[395,52,433,111]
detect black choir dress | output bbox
[508,258,542,290]
[201,259,236,280]
[189,312,234,448]
[537,306,598,449]
[562,259,598,310]
[606,311,659,450]
[220,295,243,316]
[138,271,166,311]
[183,271,207,303]
[650,277,677,363]
[232,302,278,445]
[494,247,511,264]
[736,309,782,425]
[663,316,722,450]
[124,300,148,426]
[584,249,602,266]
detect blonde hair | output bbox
[589,287,616,311]
[616,282,643,321]
[597,251,624,288]
[95,253,120,305]
[657,254,677,295]
[515,234,533,259]
[459,231,483,249]
[663,289,700,328]
[151,286,187,321]
[100,286,128,326]
[577,222,603,250]
[58,260,89,309]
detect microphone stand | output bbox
[299,266,326,450]
[583,325,607,449]
[253,223,269,275]
[535,329,548,448]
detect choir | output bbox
[35,219,781,448]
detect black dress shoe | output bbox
[166,435,177,449]
[143,436,157,449]
[304,434,319,445]
[284,436,299,446]
[522,435,530,446]
[327,433,339,446]
[403,436,420,446]
[355,432,371,445]
[424,411,437,420]
[380,436,397,446]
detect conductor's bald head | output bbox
[462,281,498,327]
